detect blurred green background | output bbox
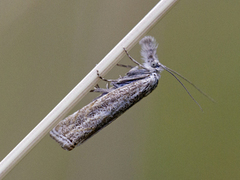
[1,0,240,179]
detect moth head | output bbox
[150,59,159,68]
[143,59,164,73]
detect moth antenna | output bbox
[166,67,215,103]
[161,66,203,111]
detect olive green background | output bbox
[1,1,239,179]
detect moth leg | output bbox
[96,70,121,89]
[96,70,115,82]
[106,82,110,89]
[90,83,114,94]
[123,48,148,71]
[90,87,112,93]
[90,83,115,100]
[117,64,134,69]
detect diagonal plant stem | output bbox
[0,0,180,179]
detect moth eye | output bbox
[150,61,159,68]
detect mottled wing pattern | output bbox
[50,73,159,150]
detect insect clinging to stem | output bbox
[50,36,214,151]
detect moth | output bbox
[50,36,213,151]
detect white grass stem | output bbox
[0,0,180,178]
